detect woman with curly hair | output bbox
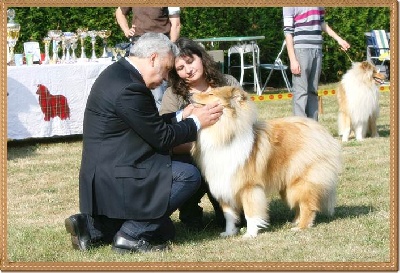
[160,37,242,231]
[161,37,240,113]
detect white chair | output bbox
[227,42,260,92]
[258,40,292,95]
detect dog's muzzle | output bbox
[373,75,385,84]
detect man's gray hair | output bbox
[130,32,180,58]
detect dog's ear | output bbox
[361,61,373,71]
[231,87,248,103]
[37,84,47,93]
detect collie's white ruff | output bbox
[191,86,342,238]
[336,61,385,141]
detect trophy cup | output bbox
[76,27,88,60]
[60,35,66,63]
[48,30,62,64]
[70,35,78,62]
[63,32,76,63]
[87,30,98,61]
[97,30,111,58]
[7,9,21,66]
[42,37,51,64]
[115,47,126,60]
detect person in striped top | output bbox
[283,7,350,121]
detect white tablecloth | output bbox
[7,61,112,140]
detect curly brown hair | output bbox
[168,37,228,100]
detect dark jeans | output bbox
[87,160,201,243]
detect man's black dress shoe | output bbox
[65,213,92,251]
[112,231,169,254]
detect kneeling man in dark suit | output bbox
[65,32,223,253]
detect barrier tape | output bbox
[250,84,390,102]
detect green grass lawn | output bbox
[5,88,396,271]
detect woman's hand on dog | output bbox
[182,104,195,120]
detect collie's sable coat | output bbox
[336,61,385,141]
[190,86,342,238]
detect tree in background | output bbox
[9,6,390,85]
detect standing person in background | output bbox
[283,7,350,121]
[115,7,181,110]
[65,33,223,254]
[115,7,181,42]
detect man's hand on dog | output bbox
[183,101,223,128]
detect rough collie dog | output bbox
[190,86,342,238]
[336,61,385,141]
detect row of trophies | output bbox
[44,28,111,64]
[6,8,115,66]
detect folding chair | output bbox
[371,30,390,66]
[259,40,292,95]
[365,30,390,79]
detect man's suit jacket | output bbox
[79,58,198,220]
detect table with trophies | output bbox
[6,9,124,140]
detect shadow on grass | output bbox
[175,199,373,240]
[7,134,83,160]
[174,212,225,243]
[377,124,390,138]
[268,199,373,232]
